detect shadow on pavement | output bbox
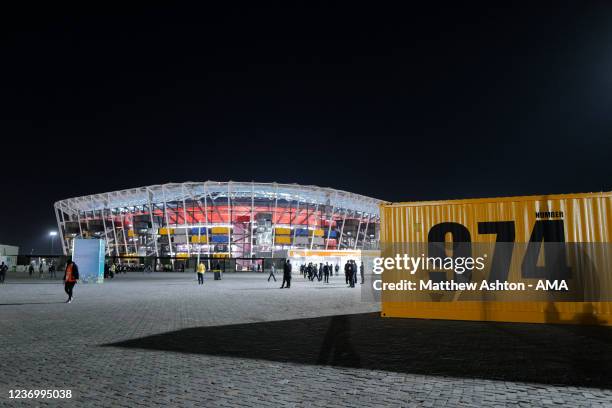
[104,312,612,388]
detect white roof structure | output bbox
[55,181,385,216]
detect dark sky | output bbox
[1,2,611,253]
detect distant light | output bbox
[49,231,58,236]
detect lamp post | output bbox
[49,231,57,255]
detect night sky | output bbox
[1,2,611,253]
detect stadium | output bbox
[53,181,384,271]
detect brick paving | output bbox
[0,272,611,407]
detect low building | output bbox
[0,244,19,268]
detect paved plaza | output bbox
[1,272,612,407]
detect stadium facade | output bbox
[54,182,383,267]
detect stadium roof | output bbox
[55,181,386,215]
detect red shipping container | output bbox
[236,215,251,222]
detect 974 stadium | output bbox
[53,181,383,271]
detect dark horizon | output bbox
[1,2,611,253]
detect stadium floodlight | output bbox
[49,231,58,254]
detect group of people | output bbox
[297,260,364,287]
[344,260,364,288]
[300,262,339,283]
[54,256,365,304]
[27,261,57,279]
[103,262,137,279]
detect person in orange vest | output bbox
[63,260,79,303]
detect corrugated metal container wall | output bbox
[380,191,612,325]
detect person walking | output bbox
[360,261,365,284]
[280,259,292,289]
[335,263,339,276]
[39,262,44,278]
[268,263,277,282]
[63,260,79,303]
[197,262,206,285]
[323,263,329,283]
[28,263,34,277]
[0,261,7,283]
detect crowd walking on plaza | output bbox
[103,262,134,279]
[13,260,59,280]
[300,262,336,282]
[296,260,364,288]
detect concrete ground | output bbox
[1,272,612,407]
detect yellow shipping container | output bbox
[274,227,291,235]
[211,227,230,234]
[159,227,175,235]
[380,191,612,325]
[313,229,325,237]
[275,235,291,245]
[190,235,208,243]
[127,230,136,237]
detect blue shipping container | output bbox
[190,227,207,235]
[210,235,229,243]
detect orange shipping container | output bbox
[275,235,291,245]
[380,191,612,325]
